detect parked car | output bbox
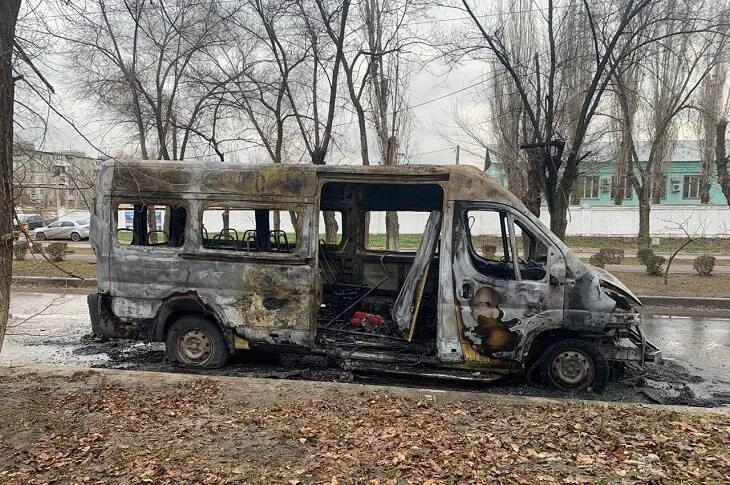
[33,220,90,241]
[12,213,44,240]
[17,214,44,230]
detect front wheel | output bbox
[35,232,46,241]
[165,316,229,368]
[541,339,608,392]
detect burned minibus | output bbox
[88,160,660,391]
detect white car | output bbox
[33,220,90,241]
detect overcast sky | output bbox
[14,1,502,170]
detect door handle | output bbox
[462,280,473,300]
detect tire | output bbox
[165,316,229,369]
[541,339,608,393]
[35,232,46,241]
[70,232,81,242]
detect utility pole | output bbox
[483,148,492,172]
[455,145,460,165]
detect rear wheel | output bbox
[70,232,81,242]
[541,339,608,392]
[165,316,229,368]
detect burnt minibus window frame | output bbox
[114,201,187,248]
[199,203,309,257]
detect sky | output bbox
[14,0,496,170]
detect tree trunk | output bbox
[384,135,399,250]
[637,186,651,250]
[0,0,21,354]
[716,119,730,209]
[323,211,339,245]
[548,196,568,242]
[272,210,280,231]
[385,212,399,251]
[147,206,157,244]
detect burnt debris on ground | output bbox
[71,333,730,408]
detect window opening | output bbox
[116,203,186,247]
[465,209,548,281]
[202,207,302,253]
[364,211,431,252]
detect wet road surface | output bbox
[3,290,729,406]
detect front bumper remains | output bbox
[602,323,662,364]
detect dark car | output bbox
[12,213,44,239]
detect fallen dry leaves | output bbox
[0,369,727,483]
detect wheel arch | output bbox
[522,327,582,367]
[152,292,232,348]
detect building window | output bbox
[610,176,633,200]
[682,175,699,199]
[581,175,600,199]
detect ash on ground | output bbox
[74,334,730,408]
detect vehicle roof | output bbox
[101,159,521,205]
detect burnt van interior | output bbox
[316,182,444,357]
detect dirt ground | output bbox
[0,367,727,484]
[612,272,730,298]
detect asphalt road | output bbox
[2,289,729,406]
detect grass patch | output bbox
[12,260,97,279]
[565,236,730,253]
[611,272,730,298]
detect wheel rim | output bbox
[37,233,45,240]
[550,349,594,388]
[177,329,213,365]
[71,233,80,241]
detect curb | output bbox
[639,295,730,309]
[11,276,97,288]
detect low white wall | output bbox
[369,206,730,237]
[537,205,730,237]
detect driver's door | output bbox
[452,202,565,362]
[45,221,63,239]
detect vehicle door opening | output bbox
[316,182,444,358]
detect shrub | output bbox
[46,242,69,262]
[481,244,497,259]
[589,253,607,268]
[693,255,716,276]
[30,242,43,254]
[637,248,654,265]
[13,240,29,260]
[598,248,624,265]
[645,255,666,276]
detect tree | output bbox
[697,63,727,204]
[715,119,730,209]
[363,0,415,250]
[457,0,719,240]
[612,0,727,249]
[0,0,21,353]
[50,0,234,161]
